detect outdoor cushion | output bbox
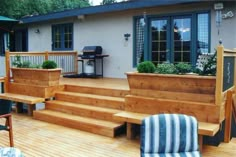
[142,151,201,157]
[0,147,24,157]
[141,114,201,157]
[0,125,8,130]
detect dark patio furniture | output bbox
[0,99,14,147]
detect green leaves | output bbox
[137,61,156,73]
[42,60,57,69]
[0,0,90,19]
[156,63,177,74]
[100,0,117,5]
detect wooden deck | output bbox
[0,113,235,157]
[59,77,129,90]
[0,77,235,156]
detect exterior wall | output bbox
[75,13,134,78]
[0,56,5,77]
[210,2,236,50]
[28,24,52,51]
[24,1,236,78]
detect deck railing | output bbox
[6,51,78,74]
[216,45,236,142]
[4,50,78,91]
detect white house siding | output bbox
[0,56,5,77]
[75,13,134,78]
[210,2,236,50]
[28,24,52,51]
[25,1,236,78]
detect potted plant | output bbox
[127,60,216,97]
[9,56,63,98]
[11,56,61,86]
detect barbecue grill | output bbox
[80,46,102,59]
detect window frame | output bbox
[52,23,73,51]
[133,11,211,67]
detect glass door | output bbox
[172,17,191,63]
[150,18,169,64]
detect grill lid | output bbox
[82,46,102,55]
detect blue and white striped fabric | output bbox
[141,114,201,157]
[0,147,24,157]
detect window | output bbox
[52,23,73,50]
[133,12,210,66]
[197,13,209,54]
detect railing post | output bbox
[224,90,233,143]
[215,45,224,106]
[45,51,49,61]
[75,51,78,74]
[5,50,10,92]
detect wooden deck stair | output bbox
[45,100,123,122]
[55,91,125,110]
[33,85,128,137]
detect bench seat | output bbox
[0,93,45,116]
[114,111,220,151]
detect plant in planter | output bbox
[12,55,41,68]
[137,61,156,73]
[127,59,216,99]
[195,52,216,76]
[156,63,177,74]
[11,55,61,87]
[42,60,57,69]
[175,62,192,74]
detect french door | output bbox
[150,16,192,64]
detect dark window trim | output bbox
[133,10,211,67]
[52,23,73,51]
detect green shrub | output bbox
[30,64,41,69]
[42,60,57,69]
[156,63,177,74]
[21,61,31,68]
[12,55,22,68]
[175,62,192,74]
[137,61,156,73]
[196,52,216,76]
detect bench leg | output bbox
[198,135,203,152]
[27,104,36,116]
[127,123,139,139]
[16,102,23,113]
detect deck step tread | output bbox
[64,85,129,97]
[34,110,123,128]
[0,93,45,104]
[56,91,124,102]
[46,100,122,113]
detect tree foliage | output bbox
[100,0,117,5]
[0,0,90,19]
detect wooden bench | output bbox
[0,93,45,116]
[114,111,220,151]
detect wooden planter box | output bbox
[9,68,62,98]
[11,68,61,86]
[125,72,223,123]
[127,72,216,96]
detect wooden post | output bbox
[215,45,224,106]
[45,51,49,61]
[28,104,36,116]
[5,50,10,92]
[198,135,203,152]
[75,51,78,74]
[224,90,233,142]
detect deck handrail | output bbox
[215,45,236,106]
[215,45,236,142]
[4,50,78,92]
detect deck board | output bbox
[0,113,235,156]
